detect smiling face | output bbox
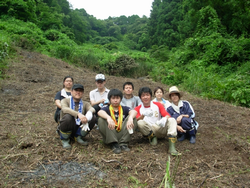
[110,96,121,108]
[71,88,83,101]
[170,93,180,104]
[155,89,163,100]
[140,92,152,106]
[123,84,133,95]
[63,78,73,90]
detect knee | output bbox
[98,117,107,126]
[137,120,146,129]
[168,117,177,125]
[60,114,74,124]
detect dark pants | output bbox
[59,114,96,137]
[178,117,196,137]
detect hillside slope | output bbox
[0,50,249,187]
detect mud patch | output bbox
[11,161,106,184]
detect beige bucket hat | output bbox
[168,86,183,98]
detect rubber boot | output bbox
[60,131,71,149]
[75,128,88,146]
[178,133,186,141]
[148,131,157,146]
[188,129,196,144]
[168,136,179,156]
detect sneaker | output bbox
[150,136,158,146]
[111,143,121,154]
[120,145,130,152]
[189,136,196,144]
[178,134,186,141]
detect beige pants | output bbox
[137,117,177,138]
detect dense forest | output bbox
[0,0,250,107]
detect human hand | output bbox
[80,123,90,131]
[78,113,88,124]
[142,109,154,117]
[177,125,186,133]
[156,117,167,127]
[176,115,183,124]
[126,117,134,130]
[107,116,115,130]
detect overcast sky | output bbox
[67,0,154,20]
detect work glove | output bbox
[80,123,90,131]
[156,117,168,127]
[142,109,154,117]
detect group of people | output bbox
[54,74,199,155]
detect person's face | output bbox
[110,96,121,107]
[96,80,106,89]
[123,85,133,95]
[170,93,180,104]
[155,89,163,100]
[140,92,152,106]
[64,78,73,89]
[71,89,83,100]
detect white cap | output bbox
[95,74,105,81]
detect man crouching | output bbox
[98,89,137,154]
[134,87,180,156]
[59,84,96,149]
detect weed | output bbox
[159,155,181,188]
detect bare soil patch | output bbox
[0,50,249,187]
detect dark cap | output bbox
[72,84,84,91]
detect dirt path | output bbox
[0,50,249,187]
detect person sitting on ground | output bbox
[166,86,199,144]
[152,86,171,110]
[59,84,96,149]
[54,76,73,123]
[97,89,138,154]
[89,74,110,115]
[120,81,141,109]
[134,87,179,156]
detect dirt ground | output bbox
[0,49,249,188]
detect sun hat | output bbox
[72,84,84,91]
[95,74,105,81]
[168,86,183,98]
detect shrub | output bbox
[103,54,138,76]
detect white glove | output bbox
[80,123,90,131]
[85,111,93,121]
[156,117,168,127]
[142,109,154,117]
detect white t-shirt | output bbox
[89,88,110,103]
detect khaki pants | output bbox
[98,116,138,145]
[137,117,177,138]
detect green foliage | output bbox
[103,42,118,51]
[90,36,117,45]
[103,54,138,76]
[0,40,9,79]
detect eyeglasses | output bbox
[96,81,104,84]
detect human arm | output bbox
[54,91,62,109]
[55,100,61,109]
[61,98,79,117]
[134,105,145,121]
[126,110,137,130]
[176,114,189,124]
[90,98,106,106]
[98,109,116,130]
[177,125,186,133]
